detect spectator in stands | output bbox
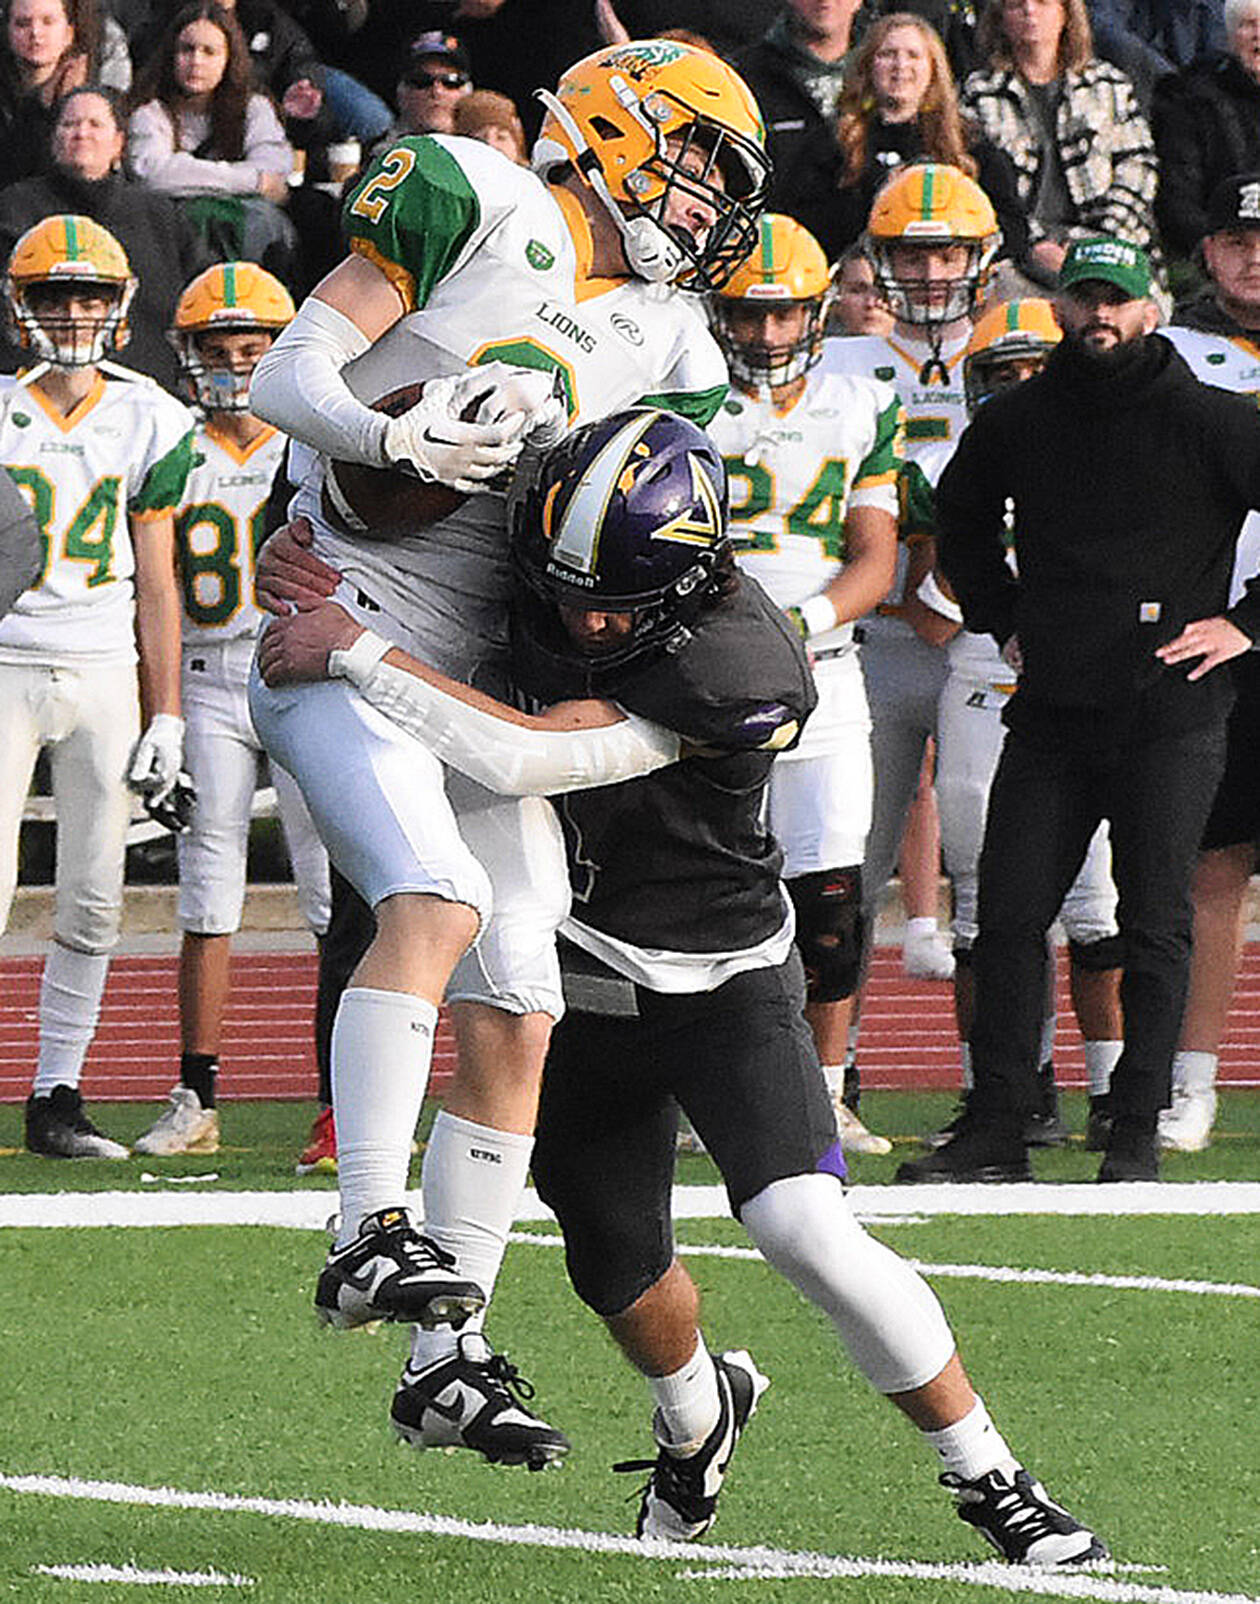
[736,0,874,224]
[1152,1,1260,262]
[0,84,209,390]
[791,13,1030,264]
[453,88,525,163]
[1089,0,1227,108]
[0,0,97,186]
[128,2,297,279]
[393,29,471,138]
[963,0,1158,286]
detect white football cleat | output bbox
[834,1100,892,1156]
[903,927,956,981]
[133,1085,220,1155]
[1158,1084,1217,1152]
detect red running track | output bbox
[3,947,1260,1103]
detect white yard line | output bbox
[2,1474,1256,1604]
[4,1181,1260,1231]
[33,1562,252,1587]
[505,1232,1260,1300]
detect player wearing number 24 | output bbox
[0,215,197,1161]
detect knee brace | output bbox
[787,866,865,1002]
[1068,933,1124,973]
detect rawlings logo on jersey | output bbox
[611,312,644,346]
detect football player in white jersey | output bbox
[707,214,900,1156]
[1158,172,1260,1152]
[246,40,770,1460]
[819,162,996,1125]
[897,300,1125,1177]
[0,216,196,1159]
[132,264,332,1158]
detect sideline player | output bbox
[820,162,997,1134]
[0,216,195,1157]
[258,411,1108,1567]
[247,41,769,1455]
[133,264,331,1157]
[706,214,899,1154]
[1158,172,1260,1151]
[900,299,1124,1173]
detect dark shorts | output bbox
[1201,653,1260,852]
[530,944,842,1317]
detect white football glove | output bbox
[451,361,569,450]
[381,372,528,493]
[127,713,184,799]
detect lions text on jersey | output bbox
[290,135,729,685]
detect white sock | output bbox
[820,1062,845,1099]
[649,1333,721,1455]
[1039,1014,1056,1067]
[959,1041,973,1091]
[923,1396,1018,1482]
[1171,1049,1218,1094]
[1085,1039,1124,1098]
[331,987,436,1246]
[905,916,938,946]
[32,943,109,1096]
[408,1110,534,1368]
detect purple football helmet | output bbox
[511,408,731,680]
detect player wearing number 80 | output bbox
[133,263,331,1158]
[0,215,197,1159]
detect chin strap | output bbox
[533,85,683,285]
[918,326,951,386]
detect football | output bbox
[324,380,473,536]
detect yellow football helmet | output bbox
[711,214,834,392]
[171,261,294,411]
[4,214,136,368]
[533,38,769,291]
[865,162,999,327]
[964,297,1061,412]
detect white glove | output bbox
[451,361,569,450]
[127,713,184,799]
[381,372,528,493]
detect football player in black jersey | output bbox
[257,410,1107,1567]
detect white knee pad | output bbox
[740,1173,955,1395]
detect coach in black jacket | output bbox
[903,236,1260,1185]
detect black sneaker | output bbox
[391,1332,570,1469]
[923,1096,971,1150]
[315,1207,485,1330]
[1025,1067,1068,1147]
[942,1465,1109,1566]
[24,1086,128,1159]
[614,1349,768,1541]
[1084,1096,1113,1152]
[1097,1120,1159,1183]
[896,1115,1032,1184]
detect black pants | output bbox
[970,719,1227,1126]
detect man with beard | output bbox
[922,235,1260,1184]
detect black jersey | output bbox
[520,574,816,955]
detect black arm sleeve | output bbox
[935,411,1019,646]
[0,464,41,621]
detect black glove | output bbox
[143,772,197,834]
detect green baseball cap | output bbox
[1058,236,1152,300]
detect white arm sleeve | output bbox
[249,297,390,466]
[331,633,681,795]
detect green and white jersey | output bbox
[291,134,728,683]
[0,367,196,667]
[177,422,284,648]
[818,328,969,621]
[1161,324,1260,604]
[708,369,901,655]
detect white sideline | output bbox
[4,1181,1260,1230]
[2,1473,1256,1604]
[33,1562,253,1587]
